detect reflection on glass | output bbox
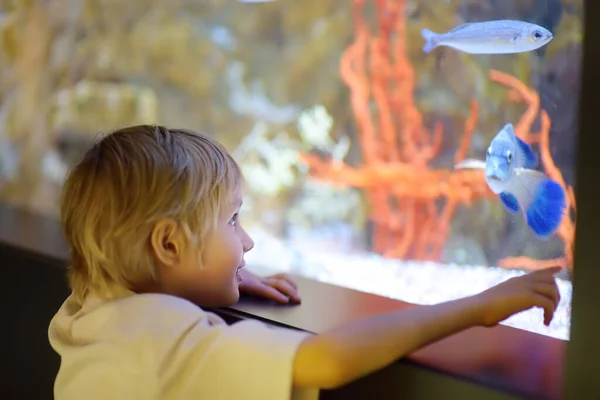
[0,0,580,340]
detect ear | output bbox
[150,219,183,268]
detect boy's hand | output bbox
[475,266,562,327]
[238,269,302,304]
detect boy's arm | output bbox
[292,267,561,389]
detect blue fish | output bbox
[455,123,566,239]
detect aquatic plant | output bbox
[233,106,366,237]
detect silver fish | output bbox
[421,20,553,54]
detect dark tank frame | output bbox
[1,2,599,399]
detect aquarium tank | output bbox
[0,0,581,341]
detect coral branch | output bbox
[498,257,570,271]
[454,100,480,165]
[300,0,489,261]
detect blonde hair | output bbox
[61,125,242,301]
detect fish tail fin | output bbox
[525,179,566,239]
[421,28,439,54]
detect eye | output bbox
[486,147,492,157]
[229,213,239,226]
[532,30,543,40]
[506,151,513,162]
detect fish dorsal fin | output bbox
[516,136,538,168]
[491,123,517,151]
[501,123,538,168]
[448,22,476,34]
[498,123,516,141]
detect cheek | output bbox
[201,229,243,271]
[202,251,239,277]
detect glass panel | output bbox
[0,0,581,340]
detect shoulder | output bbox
[80,293,314,349]
[113,293,221,324]
[50,292,225,356]
[100,293,227,345]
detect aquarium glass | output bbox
[0,0,581,340]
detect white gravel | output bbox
[244,228,571,341]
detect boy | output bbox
[49,125,561,400]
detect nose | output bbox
[241,227,254,253]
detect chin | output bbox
[221,286,240,307]
[231,288,241,303]
[214,295,239,308]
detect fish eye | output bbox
[532,30,543,40]
[506,151,513,162]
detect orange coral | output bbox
[299,0,576,271]
[299,0,488,261]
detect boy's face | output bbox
[160,185,254,307]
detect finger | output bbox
[528,292,556,326]
[242,280,290,303]
[529,266,563,279]
[270,278,301,303]
[266,278,301,303]
[258,285,290,304]
[271,273,298,290]
[530,282,561,309]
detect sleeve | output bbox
[160,319,319,400]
